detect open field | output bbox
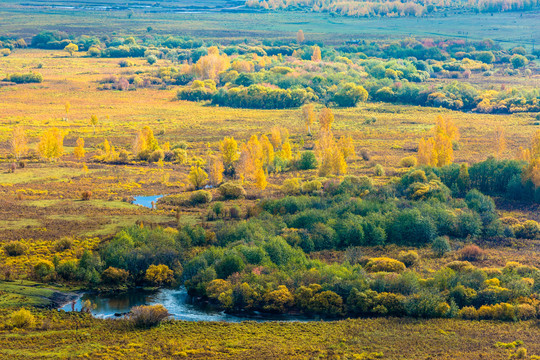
[0,1,539,49]
[0,310,539,359]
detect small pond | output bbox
[60,288,316,322]
[133,195,164,209]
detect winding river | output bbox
[60,288,316,322]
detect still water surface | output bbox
[60,288,315,322]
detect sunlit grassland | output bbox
[1,49,537,169]
[0,307,538,359]
[0,165,94,185]
[0,282,56,308]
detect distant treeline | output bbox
[245,0,540,17]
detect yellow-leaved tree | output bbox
[64,43,78,56]
[90,115,99,135]
[38,128,66,161]
[261,135,275,167]
[255,167,268,190]
[74,137,85,159]
[11,126,28,160]
[208,155,224,186]
[145,264,174,286]
[132,126,159,155]
[311,45,322,62]
[189,163,208,189]
[220,136,239,170]
[270,127,282,149]
[280,141,292,161]
[417,116,458,167]
[192,46,230,81]
[319,107,334,133]
[495,126,506,158]
[522,130,540,187]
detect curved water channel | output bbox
[60,288,316,322]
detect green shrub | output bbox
[146,54,158,65]
[218,182,246,199]
[301,180,322,194]
[399,156,417,168]
[281,178,301,195]
[3,241,28,256]
[56,260,78,281]
[216,254,245,279]
[374,164,385,176]
[190,190,212,205]
[432,236,451,257]
[34,260,55,281]
[158,194,189,207]
[6,72,43,84]
[398,250,419,267]
[297,151,318,170]
[365,257,406,273]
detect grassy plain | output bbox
[0,1,539,48]
[0,308,539,359]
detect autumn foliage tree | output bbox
[90,115,99,134]
[319,107,334,133]
[315,108,351,176]
[145,264,174,286]
[189,163,209,189]
[64,43,78,56]
[522,130,540,188]
[311,45,322,62]
[74,137,85,159]
[302,103,315,135]
[208,155,224,186]
[38,128,65,161]
[192,46,230,81]
[11,126,28,160]
[495,126,506,158]
[417,116,458,167]
[133,126,159,155]
[220,136,239,173]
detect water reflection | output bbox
[60,288,315,322]
[132,195,164,209]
